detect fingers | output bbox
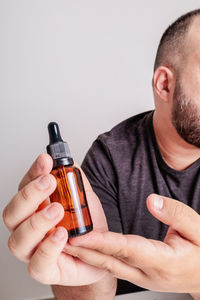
[3,174,57,232]
[8,202,65,262]
[68,231,164,269]
[28,226,68,284]
[147,194,200,245]
[18,154,53,191]
[65,244,146,286]
[69,231,130,258]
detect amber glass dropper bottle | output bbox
[46,122,93,238]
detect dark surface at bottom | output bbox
[68,224,93,238]
[116,279,146,295]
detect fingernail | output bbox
[153,196,163,211]
[51,227,66,241]
[44,203,61,219]
[36,175,51,190]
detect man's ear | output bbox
[153,66,175,102]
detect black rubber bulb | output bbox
[48,122,63,144]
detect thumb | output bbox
[146,194,200,245]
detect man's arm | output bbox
[51,273,117,300]
[65,194,200,295]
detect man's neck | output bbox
[153,110,200,171]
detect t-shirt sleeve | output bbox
[81,136,123,233]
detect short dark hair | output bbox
[154,9,200,72]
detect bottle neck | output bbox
[53,157,74,168]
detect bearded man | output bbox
[3,8,200,300]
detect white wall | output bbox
[1,1,199,299]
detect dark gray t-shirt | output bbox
[81,110,200,295]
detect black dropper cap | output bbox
[47,122,74,168]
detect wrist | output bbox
[51,273,116,300]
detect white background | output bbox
[1,1,199,299]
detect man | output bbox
[3,8,200,300]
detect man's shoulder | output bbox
[97,110,154,147]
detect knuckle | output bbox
[7,235,29,262]
[28,262,54,284]
[171,204,187,223]
[115,237,128,259]
[29,215,40,232]
[114,245,127,259]
[3,206,13,231]
[21,185,30,201]
[2,207,9,226]
[8,234,17,254]
[28,263,42,282]
[154,267,171,282]
[100,257,112,272]
[37,246,51,261]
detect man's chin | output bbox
[174,127,200,148]
[181,135,200,148]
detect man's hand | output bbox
[65,194,200,294]
[2,154,108,286]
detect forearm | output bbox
[51,273,117,300]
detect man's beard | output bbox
[171,78,200,148]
